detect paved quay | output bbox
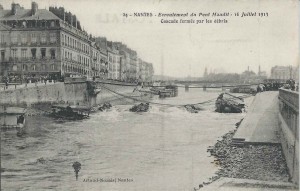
[200,178,298,191]
[233,91,280,145]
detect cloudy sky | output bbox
[1,0,299,77]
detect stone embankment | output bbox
[196,119,290,190]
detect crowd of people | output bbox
[1,74,63,85]
[257,79,298,92]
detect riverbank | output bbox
[197,119,290,190]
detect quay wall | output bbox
[278,88,299,185]
[0,82,68,106]
[0,80,142,107]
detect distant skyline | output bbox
[1,0,298,77]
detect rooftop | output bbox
[0,9,60,21]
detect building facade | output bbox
[0,3,63,82]
[0,2,154,83]
[270,65,299,82]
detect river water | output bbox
[1,88,253,191]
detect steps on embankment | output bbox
[232,91,280,146]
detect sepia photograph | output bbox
[0,0,299,190]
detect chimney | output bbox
[11,3,21,15]
[31,2,38,16]
[58,7,65,20]
[70,13,73,26]
[73,15,77,28]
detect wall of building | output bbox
[278,88,299,185]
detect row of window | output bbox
[62,63,91,76]
[61,33,89,54]
[11,64,56,72]
[4,48,56,60]
[108,54,121,63]
[63,50,90,67]
[0,33,57,44]
[9,20,57,29]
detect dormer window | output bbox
[41,20,46,28]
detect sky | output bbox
[1,0,299,77]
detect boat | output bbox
[50,105,90,120]
[0,106,26,132]
[150,82,178,98]
[150,82,167,95]
[215,93,245,113]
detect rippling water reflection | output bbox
[1,88,253,191]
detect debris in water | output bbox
[129,103,150,112]
[98,102,112,111]
[36,157,46,164]
[184,104,202,113]
[215,93,245,113]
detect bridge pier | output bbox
[221,85,226,91]
[203,85,206,91]
[185,85,189,92]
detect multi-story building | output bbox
[119,50,130,81]
[107,41,120,80]
[148,63,154,82]
[270,65,299,82]
[137,58,143,81]
[114,42,133,82]
[0,3,64,82]
[51,6,91,78]
[144,62,154,82]
[90,41,99,77]
[95,37,108,79]
[0,2,92,81]
[129,49,137,82]
[0,2,153,82]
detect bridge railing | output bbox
[278,88,299,185]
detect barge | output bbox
[0,106,26,131]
